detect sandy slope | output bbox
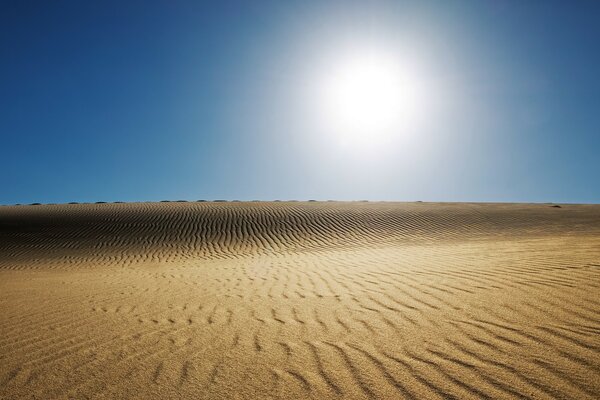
[0,201,599,399]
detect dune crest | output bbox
[1,202,599,399]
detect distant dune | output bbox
[1,202,599,399]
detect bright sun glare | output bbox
[316,49,425,151]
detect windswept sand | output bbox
[1,201,599,399]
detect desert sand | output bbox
[0,201,599,399]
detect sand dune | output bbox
[1,201,599,399]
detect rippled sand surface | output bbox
[1,201,599,399]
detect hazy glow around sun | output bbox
[315,47,427,151]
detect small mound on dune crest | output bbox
[1,201,599,399]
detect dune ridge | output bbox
[1,202,599,399]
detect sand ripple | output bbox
[0,202,599,399]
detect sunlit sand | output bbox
[1,201,599,399]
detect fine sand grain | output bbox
[0,201,599,399]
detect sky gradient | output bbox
[1,0,599,204]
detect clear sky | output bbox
[1,1,599,204]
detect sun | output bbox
[316,48,424,151]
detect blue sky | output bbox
[1,0,599,204]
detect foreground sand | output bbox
[0,201,599,399]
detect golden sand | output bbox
[1,201,599,399]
